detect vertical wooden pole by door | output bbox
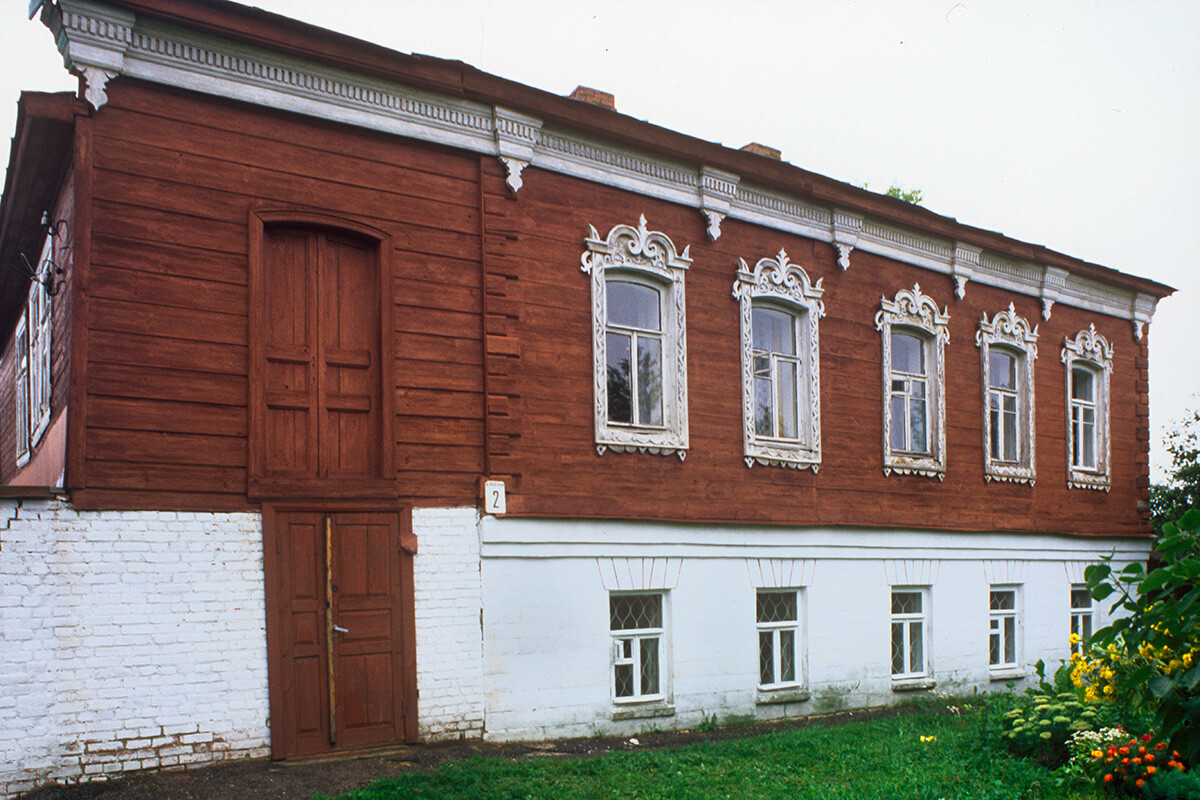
[325,514,336,746]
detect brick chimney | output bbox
[740,142,782,160]
[569,86,616,110]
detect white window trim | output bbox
[1061,325,1112,491]
[989,585,1022,676]
[1070,584,1093,656]
[756,588,805,691]
[876,284,949,479]
[14,313,30,468]
[582,215,690,459]
[733,250,824,470]
[891,586,932,685]
[609,591,669,707]
[976,303,1038,485]
[29,274,52,448]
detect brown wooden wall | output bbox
[68,80,1150,536]
[71,80,484,510]
[484,166,1150,538]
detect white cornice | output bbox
[47,0,1160,330]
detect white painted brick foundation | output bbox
[0,500,269,799]
[412,506,484,741]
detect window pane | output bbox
[607,281,660,331]
[892,591,921,615]
[989,403,1001,460]
[1070,589,1091,609]
[780,629,795,683]
[989,631,1000,665]
[757,591,797,623]
[611,594,662,631]
[777,359,799,439]
[606,332,631,423]
[891,622,905,674]
[615,662,634,697]
[1081,615,1092,641]
[989,350,1017,390]
[636,336,663,426]
[908,621,923,673]
[889,395,907,450]
[1004,617,1016,663]
[754,358,773,437]
[752,306,796,356]
[891,332,924,374]
[640,637,659,695]
[1071,367,1094,402]
[990,591,1014,610]
[1080,415,1095,467]
[1002,398,1017,461]
[759,631,773,686]
[908,395,927,453]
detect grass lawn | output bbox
[317,706,1104,800]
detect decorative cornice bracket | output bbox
[48,0,135,109]
[699,167,739,240]
[1131,292,1157,341]
[952,242,982,300]
[831,209,863,270]
[1041,267,1068,321]
[493,106,543,194]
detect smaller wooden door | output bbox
[265,509,416,758]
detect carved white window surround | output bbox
[976,304,1038,485]
[1061,325,1113,491]
[732,250,824,470]
[582,216,690,459]
[876,285,949,479]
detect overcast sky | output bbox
[2,0,1197,478]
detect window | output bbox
[13,234,54,466]
[757,590,802,689]
[891,588,930,681]
[1070,586,1093,655]
[1061,325,1112,491]
[582,216,690,458]
[989,587,1020,673]
[610,593,666,703]
[977,304,1038,484]
[733,250,824,469]
[876,285,949,478]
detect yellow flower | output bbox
[1103,685,1115,695]
[1069,633,1081,645]
[920,735,937,744]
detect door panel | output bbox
[266,509,414,758]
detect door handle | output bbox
[332,625,349,637]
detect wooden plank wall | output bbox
[73,81,484,510]
[72,80,1149,536]
[487,168,1149,537]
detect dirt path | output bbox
[19,706,911,800]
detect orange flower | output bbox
[1146,766,1156,776]
[1146,754,1155,762]
[1142,734,1152,742]
[1136,779,1145,788]
[1104,774,1114,783]
[1119,746,1130,754]
[1133,757,1142,765]
[1155,742,1167,750]
[1123,758,1131,765]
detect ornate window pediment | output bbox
[976,303,1038,485]
[1061,325,1112,491]
[581,216,690,458]
[732,250,824,470]
[876,284,949,479]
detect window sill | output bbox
[756,687,810,706]
[891,678,936,693]
[989,669,1025,682]
[611,703,675,721]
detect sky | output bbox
[1,0,1197,478]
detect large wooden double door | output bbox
[264,509,416,758]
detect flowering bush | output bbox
[1066,730,1188,795]
[1082,508,1200,767]
[998,690,1108,765]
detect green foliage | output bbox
[317,708,1099,799]
[1083,508,1200,767]
[884,184,924,204]
[997,690,1109,766]
[1141,768,1200,799]
[1150,409,1200,534]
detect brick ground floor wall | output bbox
[478,517,1152,742]
[0,500,270,799]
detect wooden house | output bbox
[0,0,1173,794]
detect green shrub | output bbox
[1140,768,1200,800]
[998,690,1112,766]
